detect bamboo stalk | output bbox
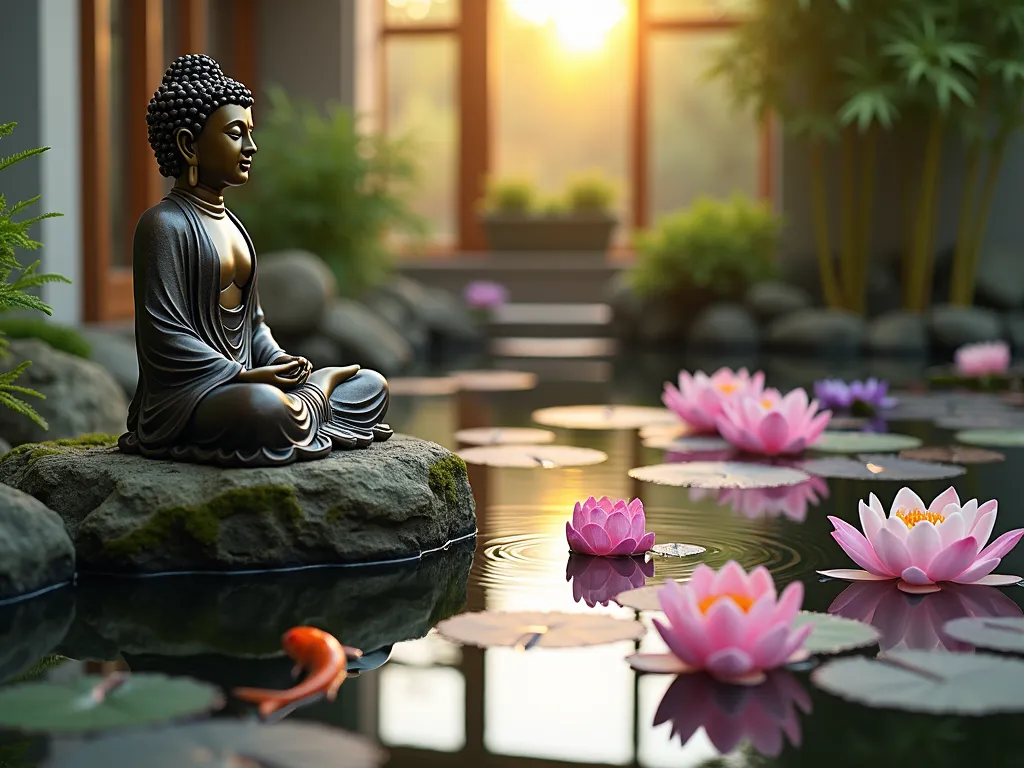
[961,132,1012,305]
[839,128,857,309]
[906,116,945,312]
[950,83,990,306]
[852,127,877,314]
[809,139,842,308]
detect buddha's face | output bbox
[183,103,257,189]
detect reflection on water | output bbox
[3,358,1024,766]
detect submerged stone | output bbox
[0,434,476,574]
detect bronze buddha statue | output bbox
[118,54,392,467]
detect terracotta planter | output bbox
[481,213,617,252]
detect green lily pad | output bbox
[799,455,966,481]
[628,461,810,489]
[48,720,385,768]
[0,673,223,733]
[811,650,1024,715]
[810,432,922,454]
[642,435,732,452]
[795,612,879,654]
[532,405,679,431]
[955,429,1024,448]
[651,543,707,558]
[937,415,1024,430]
[899,446,1006,464]
[457,444,607,468]
[454,427,556,446]
[435,610,645,649]
[942,617,1024,653]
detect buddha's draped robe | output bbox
[118,191,390,467]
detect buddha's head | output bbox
[146,54,257,190]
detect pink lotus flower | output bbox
[818,487,1024,594]
[566,496,656,556]
[662,367,766,434]
[715,476,830,523]
[627,562,813,685]
[653,670,811,757]
[828,580,1023,652]
[566,554,654,608]
[716,387,831,456]
[955,341,1010,377]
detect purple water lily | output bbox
[463,280,509,310]
[813,378,896,416]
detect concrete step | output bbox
[489,337,618,358]
[487,302,611,337]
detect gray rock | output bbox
[0,434,475,575]
[975,248,1024,310]
[257,250,337,337]
[867,311,929,356]
[381,277,480,343]
[1003,312,1024,353]
[59,543,472,660]
[687,303,759,351]
[745,281,812,323]
[80,327,139,399]
[928,304,1003,350]
[319,299,413,376]
[0,339,127,447]
[0,589,75,682]
[0,438,9,456]
[767,309,866,355]
[0,483,76,600]
[361,289,429,354]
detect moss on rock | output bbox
[103,485,302,560]
[1,433,119,465]
[428,453,467,508]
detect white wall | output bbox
[38,0,82,325]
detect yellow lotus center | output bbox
[717,383,738,394]
[760,398,774,409]
[698,593,755,614]
[895,507,945,528]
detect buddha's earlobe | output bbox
[175,128,199,186]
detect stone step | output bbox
[489,336,618,358]
[487,302,611,337]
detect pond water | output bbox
[2,352,1024,767]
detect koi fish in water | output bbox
[232,626,362,718]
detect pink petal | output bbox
[653,617,701,667]
[874,527,913,575]
[566,522,594,555]
[928,487,961,514]
[953,557,1001,584]
[748,566,776,600]
[626,653,693,674]
[969,510,997,552]
[897,581,941,595]
[828,517,889,575]
[976,528,1024,562]
[712,561,750,596]
[804,410,833,445]
[859,499,884,542]
[899,565,934,585]
[605,512,631,546]
[597,496,616,512]
[771,580,805,626]
[751,621,791,669]
[816,568,893,581]
[629,512,646,541]
[589,506,609,527]
[705,648,755,679]
[688,565,716,599]
[937,513,966,548]
[778,622,814,661]
[757,411,792,455]
[905,521,943,570]
[634,532,656,553]
[925,536,980,582]
[892,487,927,517]
[572,502,587,532]
[628,498,644,517]
[705,597,749,651]
[969,573,1023,586]
[579,523,613,555]
[608,537,640,556]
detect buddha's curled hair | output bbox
[146,53,254,178]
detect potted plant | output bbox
[480,172,619,252]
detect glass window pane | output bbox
[385,36,458,246]
[649,0,750,19]
[494,0,631,239]
[384,0,459,27]
[648,32,760,222]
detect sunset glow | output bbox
[508,0,627,53]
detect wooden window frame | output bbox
[79,0,258,323]
[378,0,775,252]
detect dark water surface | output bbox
[3,353,1024,766]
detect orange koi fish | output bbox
[232,626,362,718]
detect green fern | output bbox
[0,121,70,429]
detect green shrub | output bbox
[540,196,568,216]
[0,318,90,358]
[231,88,426,298]
[481,177,536,215]
[564,172,617,214]
[631,194,781,299]
[0,122,71,429]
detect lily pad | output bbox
[0,673,223,733]
[452,370,537,392]
[799,454,966,481]
[899,446,1006,464]
[955,429,1024,448]
[48,720,385,768]
[639,423,694,441]
[642,435,732,452]
[434,610,645,649]
[811,650,1024,715]
[457,444,608,468]
[387,376,460,396]
[454,427,556,446]
[532,405,679,431]
[792,612,880,654]
[651,543,708,558]
[942,617,1024,653]
[628,461,811,489]
[809,431,922,454]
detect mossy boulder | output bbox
[0,483,76,601]
[0,434,476,574]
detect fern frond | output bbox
[0,146,49,174]
[0,390,47,429]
